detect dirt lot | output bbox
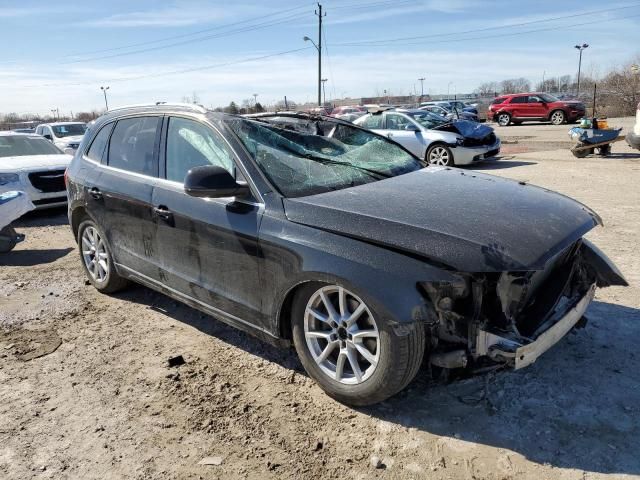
[1,118,639,480]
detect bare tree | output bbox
[475,82,499,96]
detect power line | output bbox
[328,0,417,11]
[0,3,314,65]
[333,12,640,47]
[60,11,311,65]
[20,47,314,89]
[332,2,640,46]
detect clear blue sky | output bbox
[1,0,639,114]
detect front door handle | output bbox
[153,205,173,221]
[89,187,102,200]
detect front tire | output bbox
[0,226,17,253]
[426,144,455,166]
[78,220,128,293]
[550,110,566,125]
[291,283,425,406]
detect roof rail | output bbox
[105,102,208,114]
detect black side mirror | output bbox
[43,134,52,140]
[404,123,420,132]
[184,165,250,199]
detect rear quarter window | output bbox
[86,123,113,163]
[491,98,506,105]
[360,115,384,129]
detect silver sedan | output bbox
[354,109,500,166]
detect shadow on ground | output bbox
[13,207,68,228]
[471,159,537,170]
[118,284,640,475]
[0,247,73,266]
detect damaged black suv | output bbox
[66,104,627,406]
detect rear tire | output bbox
[77,220,129,293]
[0,226,17,253]
[291,282,425,406]
[497,112,511,126]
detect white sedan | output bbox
[0,132,73,209]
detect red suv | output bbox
[488,93,585,126]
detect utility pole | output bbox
[304,4,325,106]
[100,86,110,110]
[574,43,589,97]
[253,93,258,106]
[542,71,545,92]
[418,77,425,99]
[50,108,59,121]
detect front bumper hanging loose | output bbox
[475,284,596,369]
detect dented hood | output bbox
[283,168,601,272]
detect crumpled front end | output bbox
[421,239,627,371]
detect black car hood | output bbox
[283,168,601,272]
[433,120,492,139]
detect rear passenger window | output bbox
[510,96,528,104]
[107,117,159,176]
[86,123,113,163]
[361,115,383,129]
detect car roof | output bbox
[38,121,86,126]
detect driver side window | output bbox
[165,117,235,183]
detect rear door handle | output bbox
[89,187,102,200]
[153,205,173,221]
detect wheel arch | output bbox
[70,205,91,241]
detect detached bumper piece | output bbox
[475,284,595,369]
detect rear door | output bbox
[88,115,162,280]
[151,115,264,324]
[509,95,529,118]
[383,113,425,157]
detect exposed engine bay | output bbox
[421,239,627,372]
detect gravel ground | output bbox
[1,118,639,479]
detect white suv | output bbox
[35,122,87,154]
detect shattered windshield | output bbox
[226,116,422,198]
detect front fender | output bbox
[259,214,460,335]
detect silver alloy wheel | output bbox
[497,113,510,126]
[81,226,109,283]
[304,285,380,385]
[428,146,451,166]
[551,111,565,125]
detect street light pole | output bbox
[447,82,453,100]
[321,79,328,105]
[574,43,589,97]
[100,86,110,110]
[418,77,425,100]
